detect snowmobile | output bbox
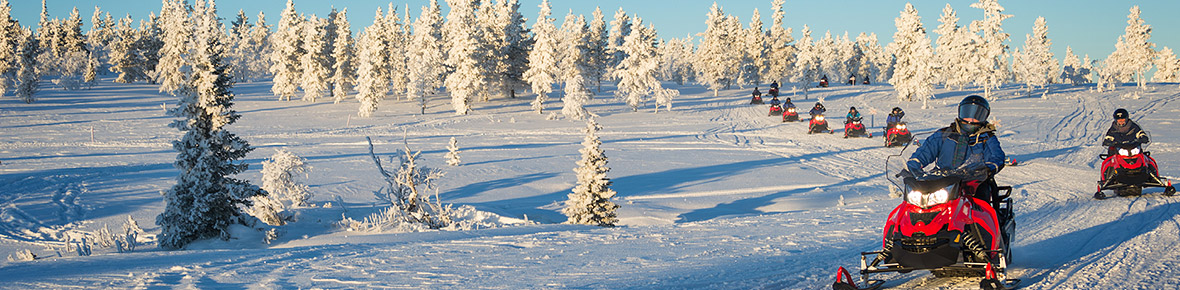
[783,107,801,122]
[769,87,780,97]
[884,122,912,147]
[809,115,834,134]
[750,95,764,105]
[1094,140,1176,199]
[819,78,830,88]
[844,117,871,138]
[833,134,1019,290]
[769,104,784,116]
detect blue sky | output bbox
[12,0,1180,65]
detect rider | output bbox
[809,102,826,117]
[906,95,1006,202]
[886,107,905,129]
[846,107,861,123]
[783,97,796,109]
[769,95,781,107]
[1102,108,1149,156]
[752,87,762,99]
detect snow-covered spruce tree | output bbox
[443,0,484,115]
[485,0,531,101]
[968,0,1012,99]
[381,4,409,101]
[838,33,860,84]
[1060,46,1090,85]
[765,0,795,85]
[695,3,740,96]
[330,8,355,103]
[860,32,892,83]
[240,12,271,82]
[1152,47,1180,83]
[740,8,767,86]
[934,3,974,90]
[109,16,146,83]
[563,118,619,227]
[562,73,592,120]
[557,12,590,89]
[614,19,677,113]
[524,0,559,114]
[1013,16,1055,95]
[606,8,631,77]
[354,9,389,118]
[154,0,193,95]
[45,7,89,91]
[658,37,694,85]
[407,0,445,114]
[0,0,21,95]
[1106,6,1155,89]
[791,25,819,98]
[887,3,935,107]
[136,12,165,83]
[260,149,311,207]
[445,137,461,166]
[15,28,38,103]
[585,7,609,92]
[299,16,330,102]
[86,7,113,75]
[227,10,251,83]
[816,30,839,84]
[269,0,303,101]
[157,0,264,250]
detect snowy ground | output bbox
[2,79,1179,289]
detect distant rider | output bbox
[809,102,826,117]
[1102,108,1149,156]
[907,95,1006,202]
[783,97,796,109]
[846,107,861,123]
[886,107,905,129]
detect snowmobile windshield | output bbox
[958,103,989,122]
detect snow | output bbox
[3,77,1180,289]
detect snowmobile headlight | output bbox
[930,188,950,205]
[788,108,795,112]
[817,116,825,121]
[853,120,861,124]
[898,124,907,130]
[1131,147,1141,156]
[1119,148,1131,156]
[906,191,924,206]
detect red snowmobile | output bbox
[769,104,784,116]
[809,114,834,134]
[844,117,871,138]
[750,95,764,105]
[884,122,912,147]
[1094,141,1175,199]
[833,135,1019,290]
[783,107,800,122]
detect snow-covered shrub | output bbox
[7,249,36,262]
[563,118,620,227]
[261,149,312,207]
[366,136,449,228]
[445,137,461,166]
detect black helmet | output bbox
[850,106,857,111]
[1113,108,1129,120]
[892,107,901,112]
[958,95,990,122]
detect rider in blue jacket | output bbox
[907,95,1006,202]
[809,103,826,117]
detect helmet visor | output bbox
[958,103,989,122]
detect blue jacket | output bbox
[907,122,1006,174]
[886,112,904,124]
[846,111,861,120]
[809,107,826,116]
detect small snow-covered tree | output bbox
[366,136,447,227]
[443,0,485,115]
[330,8,355,103]
[563,118,618,227]
[1106,6,1155,89]
[269,0,303,101]
[792,25,819,98]
[1013,16,1055,94]
[562,73,592,120]
[260,149,311,207]
[1152,47,1180,82]
[354,10,388,118]
[765,0,795,84]
[968,0,1013,98]
[15,28,38,103]
[1060,46,1090,85]
[406,0,445,114]
[524,0,559,114]
[299,16,330,102]
[157,0,264,250]
[888,3,935,106]
[585,7,609,92]
[445,137,461,166]
[606,8,631,76]
[154,0,193,95]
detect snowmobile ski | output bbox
[979,262,1021,290]
[832,266,883,290]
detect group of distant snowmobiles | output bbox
[750,84,1173,290]
[751,82,910,146]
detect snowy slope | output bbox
[1,79,1179,289]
